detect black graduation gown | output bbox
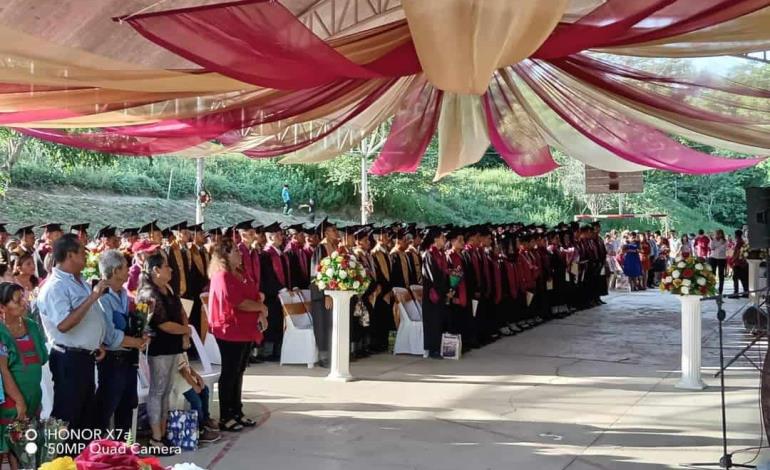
[310,243,333,353]
[260,246,290,346]
[186,243,209,335]
[389,249,413,289]
[166,243,190,299]
[421,248,450,353]
[370,246,395,350]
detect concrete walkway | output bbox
[166,290,766,470]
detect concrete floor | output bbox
[164,290,767,470]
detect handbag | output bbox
[440,333,462,360]
[166,409,199,451]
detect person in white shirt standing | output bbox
[708,229,728,295]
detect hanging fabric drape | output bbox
[402,0,568,94]
[434,93,490,181]
[370,75,443,175]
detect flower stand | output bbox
[325,290,356,382]
[676,295,706,390]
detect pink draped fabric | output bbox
[14,79,392,156]
[515,60,765,174]
[550,55,770,124]
[535,0,770,58]
[483,72,559,177]
[123,0,420,90]
[370,76,442,175]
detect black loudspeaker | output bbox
[746,187,770,249]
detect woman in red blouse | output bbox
[208,238,267,432]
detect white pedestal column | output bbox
[676,295,706,390]
[325,290,356,382]
[747,259,764,307]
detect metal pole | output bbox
[618,193,624,215]
[166,169,174,200]
[360,154,368,225]
[195,158,204,225]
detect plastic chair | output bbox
[392,287,425,356]
[278,289,317,368]
[187,325,221,388]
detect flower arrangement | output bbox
[659,256,716,296]
[128,301,151,338]
[81,251,101,281]
[446,266,464,306]
[40,456,76,470]
[313,251,371,294]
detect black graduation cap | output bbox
[14,225,35,237]
[161,227,173,238]
[353,227,371,241]
[169,221,188,232]
[139,220,161,234]
[253,225,264,233]
[234,220,254,230]
[314,217,335,236]
[39,223,63,233]
[207,227,223,236]
[70,223,89,233]
[96,226,117,239]
[263,222,283,234]
[287,223,305,233]
[223,226,235,238]
[187,223,204,233]
[121,227,140,237]
[446,228,464,241]
[0,223,7,234]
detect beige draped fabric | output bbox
[402,0,568,94]
[280,77,414,163]
[435,93,490,180]
[507,69,650,172]
[542,63,770,155]
[600,6,770,58]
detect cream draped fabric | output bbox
[279,77,414,164]
[434,93,490,180]
[600,6,770,58]
[402,0,568,94]
[506,69,650,172]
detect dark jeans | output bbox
[283,200,292,215]
[50,349,96,446]
[95,353,138,435]
[216,338,251,423]
[183,386,210,429]
[733,264,749,294]
[708,258,727,295]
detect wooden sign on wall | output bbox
[584,166,643,194]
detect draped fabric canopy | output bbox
[0,0,769,179]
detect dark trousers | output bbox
[183,386,210,429]
[371,297,395,350]
[310,285,331,354]
[733,264,749,294]
[216,338,251,422]
[50,349,96,441]
[708,258,727,294]
[95,354,138,435]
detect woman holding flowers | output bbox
[0,282,49,469]
[208,238,268,432]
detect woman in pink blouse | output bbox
[207,238,267,432]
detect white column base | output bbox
[324,290,356,383]
[676,295,706,391]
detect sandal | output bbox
[220,419,243,432]
[236,416,257,427]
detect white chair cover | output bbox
[409,285,423,315]
[188,325,221,387]
[278,289,317,368]
[392,287,425,356]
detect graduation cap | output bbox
[39,223,63,233]
[314,217,335,236]
[14,225,35,237]
[70,223,90,233]
[234,220,254,231]
[0,223,7,234]
[286,223,305,234]
[169,221,188,232]
[353,227,371,241]
[253,225,264,233]
[263,222,283,234]
[121,227,140,237]
[96,226,117,239]
[207,227,223,236]
[445,228,464,241]
[161,227,175,238]
[187,223,204,233]
[223,226,235,238]
[139,220,161,234]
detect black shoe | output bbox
[249,356,264,364]
[318,359,329,368]
[428,351,443,359]
[265,355,280,363]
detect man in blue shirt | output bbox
[37,233,110,439]
[281,184,292,215]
